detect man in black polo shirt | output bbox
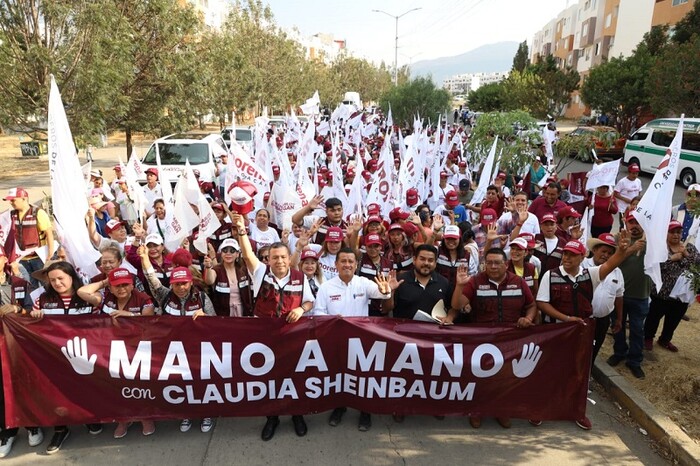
[384,244,452,320]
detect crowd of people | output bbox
[0,113,697,458]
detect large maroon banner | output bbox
[0,315,594,428]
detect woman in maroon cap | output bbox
[297,248,324,297]
[77,268,155,439]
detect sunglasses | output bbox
[221,247,238,254]
[260,255,270,261]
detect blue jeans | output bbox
[613,297,649,367]
[20,256,45,289]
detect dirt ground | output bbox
[599,303,700,441]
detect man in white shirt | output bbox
[313,247,401,432]
[613,164,642,213]
[584,234,624,364]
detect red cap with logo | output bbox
[3,188,28,201]
[406,188,419,206]
[540,213,557,224]
[300,249,319,261]
[228,180,258,215]
[563,240,586,255]
[364,233,383,246]
[445,191,459,208]
[108,268,133,286]
[668,220,683,232]
[105,219,125,234]
[518,232,536,248]
[628,164,640,173]
[389,207,410,222]
[443,225,461,239]
[324,227,344,243]
[557,206,582,220]
[170,266,193,284]
[480,208,497,226]
[367,203,381,215]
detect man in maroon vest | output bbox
[536,235,630,431]
[291,195,347,245]
[234,213,315,441]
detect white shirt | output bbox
[497,211,540,236]
[143,183,163,214]
[536,265,602,303]
[318,253,338,280]
[249,224,281,249]
[428,185,455,212]
[582,257,624,317]
[313,275,390,317]
[614,176,642,211]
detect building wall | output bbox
[652,0,695,27]
[608,0,655,58]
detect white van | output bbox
[138,133,228,185]
[623,118,700,188]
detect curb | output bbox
[593,360,700,465]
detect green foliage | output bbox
[378,76,450,126]
[648,34,700,118]
[502,71,549,117]
[528,55,579,116]
[671,0,700,45]
[511,41,529,73]
[466,111,539,173]
[467,82,507,112]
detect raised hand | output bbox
[517,206,528,224]
[281,228,290,244]
[61,336,97,375]
[137,245,148,259]
[132,222,145,239]
[373,273,391,294]
[348,214,363,234]
[432,214,444,231]
[386,270,404,290]
[511,342,542,378]
[455,265,470,285]
[570,223,582,240]
[231,213,245,229]
[308,194,324,210]
[486,222,499,241]
[296,229,311,250]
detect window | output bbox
[651,130,675,148]
[628,131,648,142]
[605,13,612,28]
[682,134,700,152]
[582,23,589,37]
[143,143,210,165]
[595,43,600,55]
[672,0,689,6]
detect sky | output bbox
[262,0,571,66]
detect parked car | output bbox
[221,126,254,152]
[138,133,227,185]
[567,126,626,161]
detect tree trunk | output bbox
[126,127,132,160]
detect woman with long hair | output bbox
[203,238,253,317]
[384,224,414,272]
[30,261,100,454]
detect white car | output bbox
[221,126,254,153]
[138,133,228,185]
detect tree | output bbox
[378,76,450,126]
[512,40,530,73]
[528,55,579,116]
[648,35,700,117]
[671,0,700,45]
[502,70,549,117]
[467,82,507,112]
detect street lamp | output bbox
[372,7,422,86]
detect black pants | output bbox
[592,315,610,364]
[590,225,612,238]
[644,297,688,344]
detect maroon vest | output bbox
[162,287,206,316]
[436,248,470,284]
[5,276,30,311]
[100,289,153,315]
[357,254,393,316]
[314,217,348,245]
[37,293,93,315]
[508,261,537,294]
[546,267,593,322]
[254,268,305,318]
[11,206,43,250]
[210,262,254,316]
[533,234,565,275]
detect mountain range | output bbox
[409,41,520,85]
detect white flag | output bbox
[47,75,100,279]
[632,115,685,292]
[300,90,320,115]
[471,136,499,205]
[164,173,200,252]
[585,159,620,191]
[193,194,221,254]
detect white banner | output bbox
[471,136,499,206]
[632,115,685,292]
[585,159,620,191]
[47,75,100,279]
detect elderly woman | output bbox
[77,268,155,439]
[30,261,101,454]
[249,209,280,249]
[644,220,700,353]
[138,245,215,434]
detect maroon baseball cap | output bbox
[105,219,125,234]
[668,220,683,232]
[325,226,344,243]
[388,223,404,233]
[364,215,383,226]
[557,206,582,220]
[389,207,410,222]
[3,188,28,201]
[480,208,497,226]
[145,168,159,177]
[562,240,586,256]
[587,233,617,252]
[170,267,193,284]
[443,225,461,239]
[445,191,459,208]
[540,213,557,224]
[406,188,419,206]
[628,164,640,173]
[518,232,536,248]
[364,233,383,246]
[272,165,280,174]
[300,249,319,261]
[625,213,639,223]
[402,222,419,237]
[367,203,381,215]
[440,171,448,178]
[108,268,133,286]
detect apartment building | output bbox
[443,72,509,95]
[530,0,696,119]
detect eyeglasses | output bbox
[260,255,270,261]
[221,247,237,253]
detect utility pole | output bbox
[372,7,421,85]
